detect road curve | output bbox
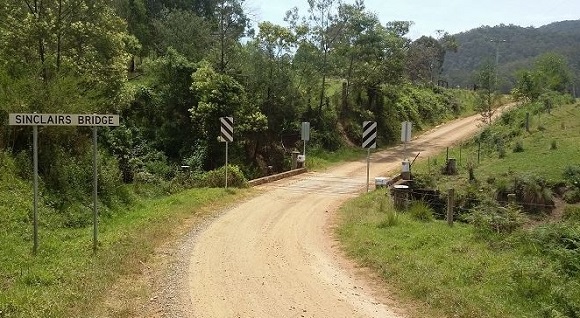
[185,109,509,318]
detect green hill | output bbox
[442,20,580,92]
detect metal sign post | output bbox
[366,148,370,192]
[401,121,412,160]
[220,117,234,189]
[225,141,229,189]
[362,121,377,192]
[33,125,38,255]
[9,113,119,254]
[93,126,98,253]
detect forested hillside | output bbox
[442,20,580,92]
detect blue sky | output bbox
[245,0,580,39]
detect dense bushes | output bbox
[202,165,248,188]
[468,201,525,234]
[387,85,466,132]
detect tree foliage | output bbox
[0,0,473,213]
[475,60,500,124]
[513,52,573,102]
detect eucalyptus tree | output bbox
[252,22,299,131]
[513,52,572,103]
[475,60,499,125]
[286,0,345,123]
[406,32,457,85]
[211,0,250,73]
[533,52,572,93]
[152,8,213,63]
[0,0,132,110]
[331,2,410,113]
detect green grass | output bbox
[337,99,580,317]
[0,174,251,317]
[307,146,367,171]
[414,101,580,184]
[338,190,580,318]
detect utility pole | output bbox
[490,39,507,90]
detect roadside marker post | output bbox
[301,122,310,167]
[220,117,234,189]
[9,113,119,254]
[401,121,412,160]
[362,121,377,192]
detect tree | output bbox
[0,0,133,206]
[513,52,572,103]
[331,2,410,116]
[297,0,345,122]
[211,0,250,73]
[474,60,499,124]
[406,32,457,85]
[189,61,267,169]
[0,0,132,107]
[534,52,572,93]
[152,8,212,62]
[253,22,300,132]
[513,69,543,103]
[406,36,444,84]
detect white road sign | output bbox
[401,121,412,143]
[301,122,310,141]
[9,113,119,126]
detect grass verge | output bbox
[337,99,580,317]
[337,190,580,318]
[0,186,252,317]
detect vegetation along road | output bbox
[147,105,514,318]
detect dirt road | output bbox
[179,110,505,318]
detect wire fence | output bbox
[387,187,559,223]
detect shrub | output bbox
[563,206,580,222]
[468,201,525,234]
[408,202,434,222]
[202,165,248,188]
[513,175,555,213]
[527,223,580,276]
[563,189,580,204]
[563,165,580,189]
[411,173,436,189]
[498,144,506,159]
[513,140,524,153]
[376,197,399,227]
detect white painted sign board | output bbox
[401,121,412,143]
[301,122,310,141]
[9,113,119,126]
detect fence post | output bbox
[447,188,455,226]
[526,112,530,132]
[507,193,516,205]
[478,140,481,164]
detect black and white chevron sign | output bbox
[362,121,377,149]
[220,117,233,142]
